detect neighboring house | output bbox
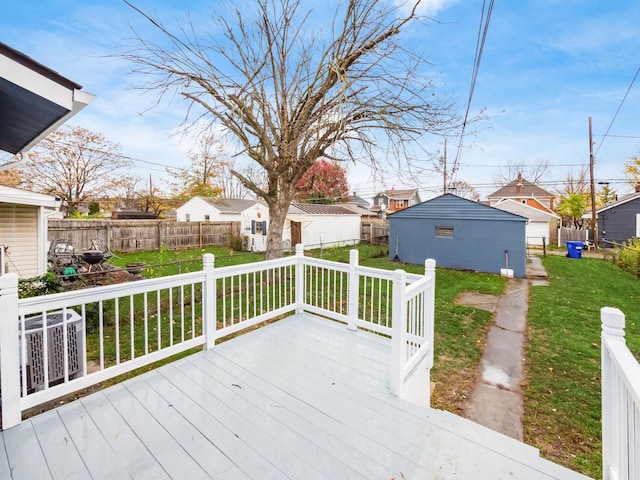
[388,193,527,277]
[596,191,640,244]
[283,203,360,249]
[176,197,269,251]
[487,173,556,211]
[372,188,421,215]
[0,42,93,278]
[493,199,560,246]
[0,185,60,278]
[346,191,370,209]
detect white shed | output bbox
[0,186,59,278]
[176,197,270,251]
[493,199,559,246]
[283,203,360,249]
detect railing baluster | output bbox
[99,300,104,370]
[144,292,149,355]
[169,288,174,346]
[130,295,135,360]
[115,298,120,365]
[181,285,185,343]
[156,290,161,350]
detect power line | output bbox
[595,65,640,157]
[452,0,495,175]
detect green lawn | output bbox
[525,255,640,479]
[108,246,265,276]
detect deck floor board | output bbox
[0,313,592,480]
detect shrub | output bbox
[617,237,640,275]
[88,201,100,215]
[228,234,246,251]
[18,271,62,298]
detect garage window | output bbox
[436,226,454,238]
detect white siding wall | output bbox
[176,198,225,222]
[240,203,270,252]
[284,215,360,249]
[0,204,39,278]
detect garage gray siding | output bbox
[388,194,527,277]
[598,196,640,244]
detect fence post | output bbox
[390,269,407,396]
[0,273,22,428]
[295,244,305,314]
[203,253,216,349]
[347,249,359,331]
[601,306,625,480]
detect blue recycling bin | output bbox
[566,241,584,259]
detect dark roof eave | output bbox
[0,42,82,90]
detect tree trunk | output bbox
[265,178,296,260]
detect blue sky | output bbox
[3,0,640,201]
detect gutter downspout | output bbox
[0,151,28,172]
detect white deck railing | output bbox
[601,307,640,480]
[0,244,435,429]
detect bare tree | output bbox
[556,168,590,196]
[110,174,142,209]
[22,126,130,214]
[124,0,457,258]
[0,168,23,188]
[493,158,550,186]
[169,131,226,199]
[447,180,479,201]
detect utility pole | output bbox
[589,117,597,248]
[442,137,447,194]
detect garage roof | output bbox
[0,42,94,156]
[389,193,527,222]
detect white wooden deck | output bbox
[0,314,592,480]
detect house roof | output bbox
[376,188,419,200]
[488,176,554,200]
[596,192,640,213]
[493,199,560,221]
[199,197,262,213]
[389,193,527,222]
[0,184,59,207]
[338,203,377,216]
[288,203,358,215]
[0,42,94,157]
[347,193,370,207]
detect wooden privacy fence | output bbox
[48,219,240,252]
[558,226,587,246]
[361,218,388,245]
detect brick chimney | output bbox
[516,172,523,196]
[636,182,640,193]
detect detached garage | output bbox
[388,194,527,277]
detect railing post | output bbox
[425,259,436,372]
[295,244,305,314]
[601,306,626,480]
[203,253,216,349]
[390,269,407,396]
[347,249,359,331]
[0,273,22,428]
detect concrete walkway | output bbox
[464,255,548,441]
